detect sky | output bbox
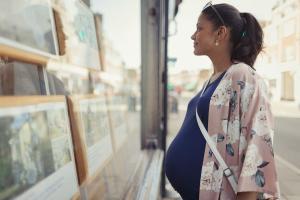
[91,0,277,70]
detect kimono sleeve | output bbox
[237,77,280,199]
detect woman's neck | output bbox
[209,52,233,75]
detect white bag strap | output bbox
[195,108,238,194]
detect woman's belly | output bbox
[165,119,206,199]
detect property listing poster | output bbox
[0,0,58,55]
[0,102,78,200]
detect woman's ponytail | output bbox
[231,12,263,68]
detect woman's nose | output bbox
[191,33,195,40]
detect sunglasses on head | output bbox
[203,1,225,26]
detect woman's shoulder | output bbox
[227,62,255,76]
[225,62,262,83]
[225,62,269,95]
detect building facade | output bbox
[259,0,300,103]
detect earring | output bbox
[215,41,219,46]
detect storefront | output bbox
[0,1,141,199]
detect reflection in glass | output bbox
[106,95,129,150]
[47,71,69,95]
[80,98,110,148]
[47,70,91,95]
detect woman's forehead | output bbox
[197,14,210,26]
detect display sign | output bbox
[0,96,79,200]
[79,97,113,175]
[67,95,113,184]
[52,0,101,69]
[0,0,59,56]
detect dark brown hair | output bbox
[202,3,263,68]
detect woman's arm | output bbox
[237,192,258,200]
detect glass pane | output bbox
[89,67,141,198]
[86,1,141,198]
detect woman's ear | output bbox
[217,26,228,41]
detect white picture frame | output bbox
[0,0,59,58]
[0,96,79,200]
[52,0,101,70]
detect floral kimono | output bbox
[199,62,280,200]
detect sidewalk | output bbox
[271,101,300,118]
[275,155,300,200]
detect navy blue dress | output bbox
[165,72,225,200]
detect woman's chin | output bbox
[193,50,202,55]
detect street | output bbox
[274,116,300,200]
[274,117,300,167]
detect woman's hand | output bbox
[236,192,258,200]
